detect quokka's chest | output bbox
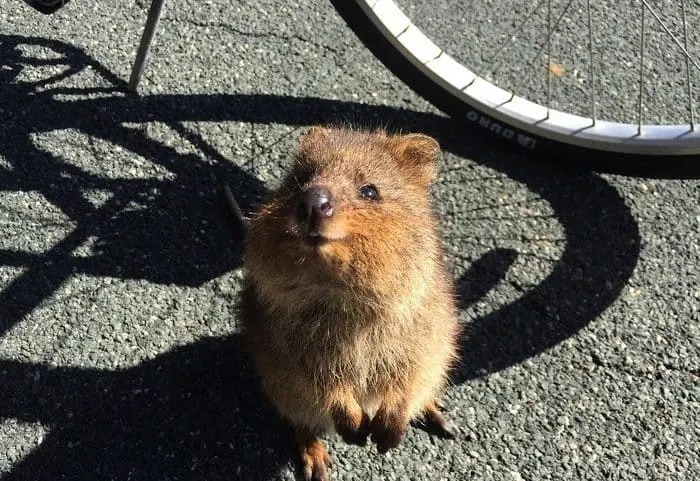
[282,315,416,388]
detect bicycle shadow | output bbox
[1,34,643,479]
[0,35,264,332]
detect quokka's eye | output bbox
[359,183,380,201]
[290,167,313,186]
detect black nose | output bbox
[297,186,334,230]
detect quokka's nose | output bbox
[297,186,334,231]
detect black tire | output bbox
[22,0,71,14]
[329,0,700,177]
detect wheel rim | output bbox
[358,0,700,155]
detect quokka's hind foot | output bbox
[369,402,409,454]
[415,400,456,439]
[331,399,371,446]
[295,427,332,481]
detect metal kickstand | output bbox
[128,0,166,91]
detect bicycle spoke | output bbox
[464,0,477,62]
[546,0,552,117]
[642,0,700,73]
[511,0,576,101]
[485,0,546,74]
[681,0,695,129]
[637,2,646,136]
[586,0,596,125]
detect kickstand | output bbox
[128,0,166,91]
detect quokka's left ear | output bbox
[389,133,440,187]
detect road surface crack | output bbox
[160,17,340,56]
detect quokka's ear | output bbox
[301,126,329,148]
[389,133,440,187]
[296,126,330,165]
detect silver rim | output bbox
[361,0,700,156]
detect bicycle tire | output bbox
[329,0,700,173]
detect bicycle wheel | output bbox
[329,0,700,168]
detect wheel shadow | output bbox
[447,153,642,381]
[1,34,643,479]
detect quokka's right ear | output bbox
[389,133,440,187]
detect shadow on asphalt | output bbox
[0,335,296,481]
[1,34,645,479]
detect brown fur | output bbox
[239,127,461,480]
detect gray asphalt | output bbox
[1,1,698,480]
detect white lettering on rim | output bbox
[466,110,537,150]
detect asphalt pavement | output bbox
[1,1,698,480]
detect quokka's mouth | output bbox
[303,232,329,247]
[286,212,346,247]
[297,227,347,248]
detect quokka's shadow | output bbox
[0,335,296,481]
